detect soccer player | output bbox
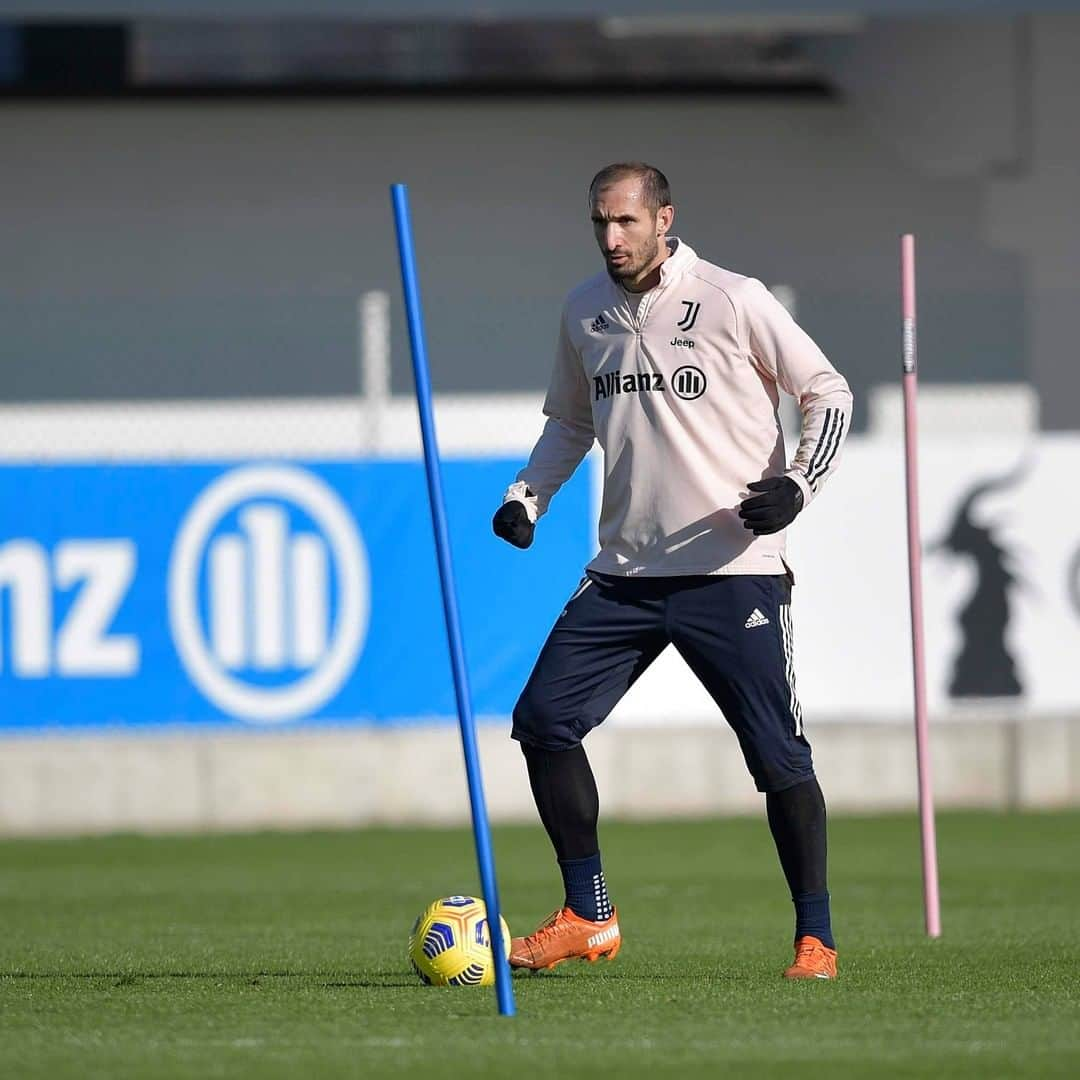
[492,162,852,980]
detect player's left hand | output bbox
[738,476,804,536]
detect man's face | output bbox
[590,178,672,284]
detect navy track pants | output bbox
[511,572,814,793]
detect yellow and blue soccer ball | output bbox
[408,896,511,986]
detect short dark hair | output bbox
[588,162,672,214]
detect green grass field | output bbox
[1,811,1078,1079]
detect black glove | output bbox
[492,500,535,549]
[738,476,804,536]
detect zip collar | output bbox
[659,237,697,284]
[613,238,697,332]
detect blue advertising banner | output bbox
[0,460,593,731]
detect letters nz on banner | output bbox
[0,461,592,731]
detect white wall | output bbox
[2,714,1078,836]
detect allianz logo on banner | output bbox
[0,465,370,723]
[170,465,370,722]
[204,506,331,672]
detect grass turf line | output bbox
[1,811,1078,1078]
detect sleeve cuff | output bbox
[785,470,814,508]
[503,480,539,523]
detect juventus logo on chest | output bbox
[677,300,701,332]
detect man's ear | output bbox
[657,205,674,237]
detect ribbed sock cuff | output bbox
[559,854,612,922]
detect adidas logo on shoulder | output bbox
[744,608,770,629]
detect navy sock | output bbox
[793,892,834,949]
[559,854,613,922]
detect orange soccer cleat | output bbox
[508,906,621,971]
[783,935,838,980]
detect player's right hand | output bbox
[492,501,535,549]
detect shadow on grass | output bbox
[324,977,423,988]
[1,968,730,991]
[1,969,411,983]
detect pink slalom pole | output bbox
[901,234,942,938]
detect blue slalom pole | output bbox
[390,183,516,1017]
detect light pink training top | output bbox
[504,238,853,577]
